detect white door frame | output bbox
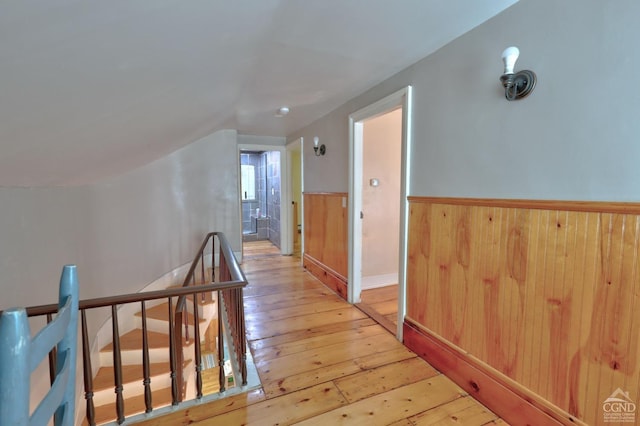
[285,137,304,260]
[238,143,291,255]
[348,86,413,340]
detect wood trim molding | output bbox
[407,196,640,214]
[303,254,348,300]
[403,320,585,426]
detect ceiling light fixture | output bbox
[276,106,290,117]
[499,46,536,101]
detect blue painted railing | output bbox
[0,265,79,426]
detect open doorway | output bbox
[286,138,303,258]
[348,86,412,340]
[356,109,402,333]
[239,148,289,258]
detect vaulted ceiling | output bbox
[0,0,518,186]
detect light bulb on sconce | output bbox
[313,136,326,156]
[502,46,519,75]
[499,46,536,101]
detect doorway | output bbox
[348,86,412,340]
[286,138,303,258]
[239,145,291,257]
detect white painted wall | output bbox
[362,109,402,285]
[0,187,92,308]
[289,0,640,202]
[237,134,286,147]
[0,129,241,341]
[87,129,240,299]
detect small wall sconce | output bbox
[313,136,326,156]
[499,46,536,101]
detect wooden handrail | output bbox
[9,280,246,318]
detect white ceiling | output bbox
[0,0,518,186]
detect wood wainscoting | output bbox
[404,197,640,426]
[303,193,348,300]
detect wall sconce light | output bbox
[313,136,326,156]
[499,46,536,101]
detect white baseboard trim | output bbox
[361,273,398,290]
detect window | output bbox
[241,164,256,200]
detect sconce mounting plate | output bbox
[500,70,536,101]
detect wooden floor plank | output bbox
[367,299,398,316]
[357,284,400,334]
[333,357,439,403]
[261,359,363,399]
[261,345,421,399]
[245,306,368,340]
[255,332,400,383]
[251,324,388,364]
[245,297,352,323]
[243,290,338,311]
[192,382,347,425]
[134,389,266,426]
[361,284,398,304]
[388,420,413,426]
[410,396,500,425]
[249,318,376,352]
[295,376,466,426]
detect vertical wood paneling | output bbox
[406,198,640,426]
[303,193,348,278]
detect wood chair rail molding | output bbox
[407,196,640,214]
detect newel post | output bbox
[0,308,31,425]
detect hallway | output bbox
[138,243,507,425]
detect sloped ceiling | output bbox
[0,0,518,186]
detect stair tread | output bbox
[93,360,191,392]
[86,386,174,425]
[134,301,208,325]
[101,328,190,352]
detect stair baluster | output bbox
[168,297,181,405]
[81,310,96,425]
[200,251,205,303]
[217,290,225,393]
[140,301,153,413]
[192,292,203,399]
[238,288,248,386]
[111,306,125,424]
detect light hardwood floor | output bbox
[358,284,399,334]
[136,241,507,425]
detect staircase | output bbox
[88,293,220,424]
